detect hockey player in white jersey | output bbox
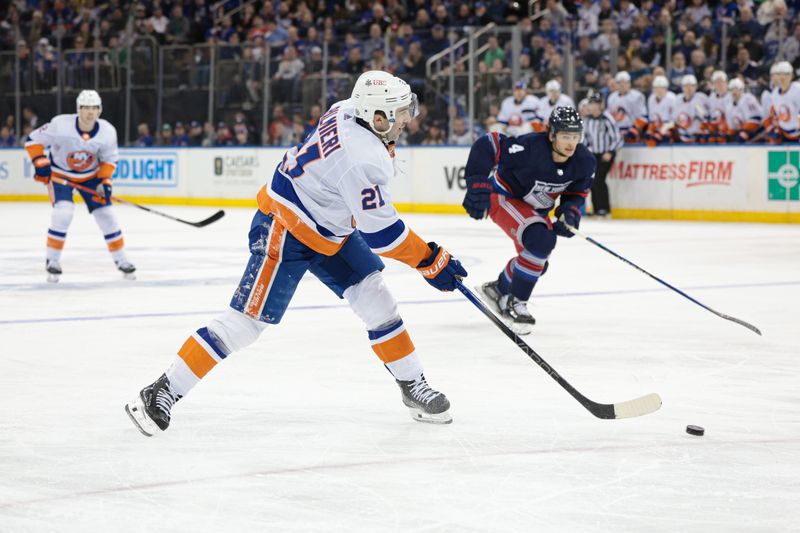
[766,61,800,143]
[707,70,732,143]
[761,65,779,132]
[538,80,575,128]
[607,71,647,143]
[25,90,135,282]
[497,80,541,135]
[674,75,710,143]
[645,75,677,145]
[725,78,762,142]
[125,71,468,436]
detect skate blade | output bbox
[407,407,453,425]
[47,274,60,283]
[122,272,137,280]
[125,396,158,437]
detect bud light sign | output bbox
[113,150,178,188]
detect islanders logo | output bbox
[66,150,96,171]
[676,112,692,129]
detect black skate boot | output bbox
[115,260,136,280]
[125,374,182,437]
[477,281,535,335]
[396,374,452,424]
[46,259,62,283]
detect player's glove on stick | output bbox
[554,203,581,238]
[416,242,467,292]
[33,156,51,185]
[462,174,493,220]
[96,180,112,205]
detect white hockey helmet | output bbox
[615,71,631,83]
[711,70,728,82]
[351,70,418,136]
[681,74,698,86]
[728,78,745,91]
[652,75,669,89]
[76,90,102,113]
[545,79,561,93]
[772,61,793,75]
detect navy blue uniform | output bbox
[464,131,596,302]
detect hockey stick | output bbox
[50,176,225,228]
[566,224,762,336]
[456,281,662,419]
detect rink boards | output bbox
[1,145,799,223]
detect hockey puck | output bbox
[686,425,705,436]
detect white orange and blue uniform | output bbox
[25,114,128,261]
[465,131,595,301]
[607,89,648,143]
[766,82,800,143]
[173,100,441,386]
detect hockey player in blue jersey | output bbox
[462,107,596,333]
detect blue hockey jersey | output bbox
[465,132,596,214]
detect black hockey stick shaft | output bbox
[51,177,225,228]
[456,282,661,419]
[566,225,761,335]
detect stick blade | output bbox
[612,393,662,419]
[191,210,226,227]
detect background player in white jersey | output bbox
[125,71,468,436]
[761,65,779,132]
[766,61,800,143]
[707,70,732,143]
[496,80,541,135]
[725,78,762,142]
[607,71,647,143]
[538,80,576,128]
[645,75,677,146]
[25,90,135,282]
[674,75,710,143]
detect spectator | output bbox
[149,6,168,38]
[401,117,425,144]
[189,120,204,146]
[172,122,191,146]
[135,123,153,147]
[683,0,712,26]
[303,105,322,140]
[668,52,693,91]
[273,46,304,103]
[422,121,445,145]
[234,124,249,145]
[214,122,235,146]
[23,106,39,130]
[363,23,384,59]
[730,46,760,82]
[202,121,215,146]
[449,117,472,145]
[166,5,191,44]
[342,45,365,75]
[160,123,173,146]
[483,35,505,70]
[0,125,16,147]
[783,23,800,65]
[423,24,448,56]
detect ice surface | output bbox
[1,203,798,532]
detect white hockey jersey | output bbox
[647,91,677,127]
[760,89,773,124]
[707,91,732,132]
[725,92,762,132]
[607,89,647,131]
[674,92,709,138]
[497,95,542,127]
[768,82,800,137]
[257,99,430,266]
[25,114,118,181]
[538,94,576,124]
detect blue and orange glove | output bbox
[554,203,581,238]
[462,173,493,220]
[416,242,467,291]
[95,179,112,205]
[32,156,51,184]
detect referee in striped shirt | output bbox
[583,91,623,217]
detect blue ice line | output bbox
[1,279,797,326]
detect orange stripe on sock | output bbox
[371,330,415,363]
[177,336,217,378]
[244,222,285,318]
[46,237,65,250]
[106,237,124,252]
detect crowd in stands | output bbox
[2,0,800,145]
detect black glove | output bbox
[416,242,468,292]
[462,174,493,220]
[554,203,581,238]
[96,181,112,205]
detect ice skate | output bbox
[396,374,452,424]
[46,259,62,283]
[476,281,534,335]
[125,374,182,437]
[116,260,137,280]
